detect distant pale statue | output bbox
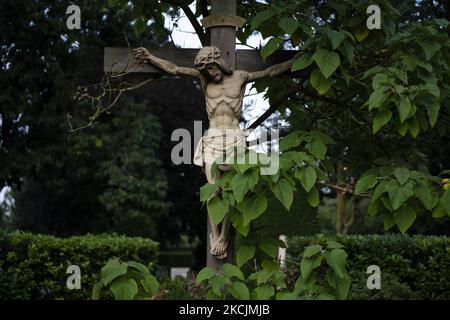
[134,45,299,259]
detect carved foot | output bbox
[211,235,228,260]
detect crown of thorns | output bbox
[194,46,222,70]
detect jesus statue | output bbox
[134,45,299,259]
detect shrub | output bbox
[287,234,450,300]
[0,231,158,300]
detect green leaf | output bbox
[237,194,267,226]
[312,49,341,78]
[326,30,345,50]
[92,281,103,300]
[425,100,440,127]
[414,182,433,210]
[383,213,396,230]
[308,141,327,160]
[279,17,299,34]
[417,39,441,60]
[261,260,279,272]
[373,109,392,133]
[248,270,272,285]
[355,174,377,194]
[441,189,450,215]
[397,96,412,123]
[140,274,159,296]
[280,132,300,151]
[299,166,317,192]
[304,244,322,258]
[253,285,274,300]
[327,241,345,249]
[261,37,282,62]
[260,240,279,258]
[110,277,138,300]
[354,26,369,42]
[368,89,389,111]
[372,73,391,90]
[229,281,250,300]
[432,202,446,218]
[363,66,385,80]
[222,264,245,281]
[207,196,229,225]
[332,272,351,300]
[372,180,388,201]
[210,275,230,297]
[341,40,354,64]
[423,83,440,99]
[402,55,419,71]
[394,167,410,185]
[196,267,215,283]
[301,254,322,280]
[128,262,159,297]
[230,215,250,236]
[205,289,221,300]
[101,258,128,285]
[307,187,320,207]
[310,68,333,95]
[408,118,420,138]
[393,205,416,233]
[272,271,287,288]
[236,245,256,267]
[232,170,258,203]
[291,54,314,72]
[311,130,336,144]
[387,180,414,210]
[272,178,295,210]
[325,249,347,278]
[251,10,275,30]
[200,183,218,202]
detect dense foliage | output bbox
[0,0,209,250]
[0,231,158,300]
[288,234,450,299]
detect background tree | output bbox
[0,0,208,250]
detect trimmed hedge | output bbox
[287,234,450,300]
[0,231,159,300]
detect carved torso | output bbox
[204,70,248,129]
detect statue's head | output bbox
[194,46,233,82]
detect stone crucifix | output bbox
[104,0,301,268]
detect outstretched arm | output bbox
[246,51,302,83]
[134,47,201,77]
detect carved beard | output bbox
[204,69,223,83]
[211,73,223,83]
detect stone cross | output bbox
[103,0,300,269]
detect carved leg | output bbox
[204,162,232,259]
[213,214,231,259]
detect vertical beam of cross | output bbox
[210,0,236,69]
[206,0,236,269]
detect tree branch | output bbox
[180,4,207,46]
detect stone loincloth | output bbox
[193,128,247,169]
